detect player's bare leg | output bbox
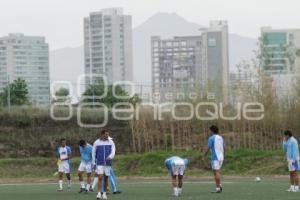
[172,176,179,196]
[177,175,183,196]
[86,173,92,192]
[295,171,299,191]
[78,171,85,193]
[58,172,64,191]
[66,173,71,191]
[213,170,222,193]
[97,174,103,199]
[104,175,109,192]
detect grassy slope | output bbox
[0,150,287,178]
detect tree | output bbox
[53,87,71,103]
[82,84,131,107]
[0,78,29,106]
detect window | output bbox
[208,38,217,47]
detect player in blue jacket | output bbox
[92,130,116,200]
[283,130,300,192]
[165,156,189,197]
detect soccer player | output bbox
[283,130,300,192]
[93,130,116,200]
[56,138,72,191]
[78,140,93,193]
[204,125,225,193]
[164,156,189,197]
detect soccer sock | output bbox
[59,180,63,189]
[178,188,182,194]
[80,181,85,189]
[291,185,295,189]
[173,187,178,194]
[68,180,71,187]
[92,177,98,189]
[295,186,299,190]
[86,184,91,190]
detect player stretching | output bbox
[283,130,300,192]
[78,140,93,193]
[93,130,116,200]
[204,125,225,193]
[57,138,72,191]
[165,156,189,197]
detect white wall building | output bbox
[0,33,50,106]
[84,8,133,86]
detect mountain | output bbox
[50,12,258,91]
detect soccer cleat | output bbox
[113,191,122,194]
[96,193,102,200]
[287,188,295,192]
[102,193,108,200]
[79,188,86,193]
[293,188,299,192]
[58,189,63,192]
[211,188,222,193]
[67,185,71,191]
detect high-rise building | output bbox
[201,21,229,103]
[151,21,229,103]
[0,33,50,105]
[260,27,300,75]
[260,27,300,97]
[84,8,133,86]
[151,36,202,101]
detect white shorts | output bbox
[211,160,223,170]
[78,162,93,173]
[58,162,71,173]
[96,166,111,176]
[171,165,185,176]
[288,160,300,172]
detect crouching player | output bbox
[204,125,225,193]
[93,130,116,200]
[283,130,300,192]
[78,140,93,193]
[165,156,189,197]
[57,138,72,191]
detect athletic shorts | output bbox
[171,164,185,176]
[288,160,300,172]
[78,162,93,173]
[58,161,71,173]
[211,160,223,170]
[96,166,111,176]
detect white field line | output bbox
[0,181,237,187]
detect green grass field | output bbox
[0,180,299,200]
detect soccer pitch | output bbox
[0,180,299,200]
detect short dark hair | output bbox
[101,129,109,135]
[60,138,66,142]
[284,130,292,137]
[78,140,86,147]
[209,125,219,134]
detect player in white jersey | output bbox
[78,140,93,193]
[204,125,225,193]
[56,138,72,191]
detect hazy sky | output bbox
[1,0,299,50]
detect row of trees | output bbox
[0,78,140,107]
